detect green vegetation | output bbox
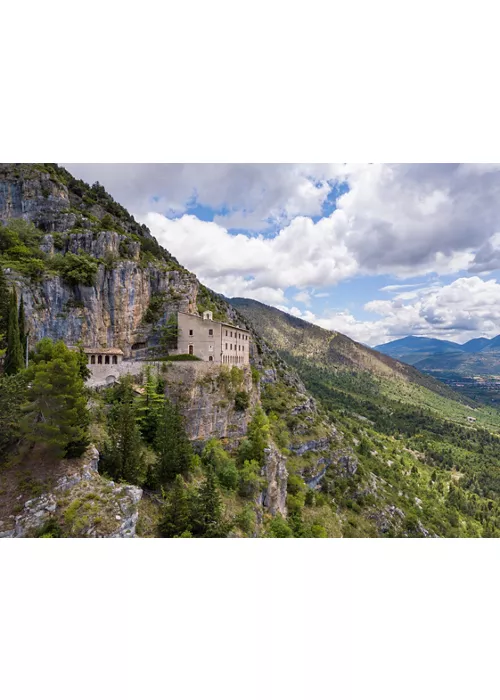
[196,284,229,322]
[154,399,193,485]
[4,287,23,375]
[21,339,90,459]
[52,252,98,286]
[100,376,146,484]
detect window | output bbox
[225,343,228,349]
[226,330,228,336]
[105,355,110,365]
[189,329,193,336]
[230,344,232,350]
[188,345,194,355]
[112,355,118,365]
[209,329,213,336]
[209,356,213,361]
[230,331,233,337]
[91,355,95,365]
[98,355,102,365]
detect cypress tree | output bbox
[4,288,23,375]
[18,294,27,365]
[159,474,191,537]
[137,365,164,445]
[102,377,144,484]
[21,339,90,458]
[0,266,9,352]
[154,398,193,485]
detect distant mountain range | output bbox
[374,334,500,376]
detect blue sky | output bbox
[64,163,500,346]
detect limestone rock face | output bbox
[0,446,143,538]
[260,444,288,516]
[0,165,69,229]
[15,261,198,357]
[162,362,260,443]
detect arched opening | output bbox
[188,345,194,355]
[112,355,118,364]
[91,355,95,365]
[98,355,102,364]
[209,356,213,362]
[105,355,110,365]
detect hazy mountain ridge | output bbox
[375,333,500,378]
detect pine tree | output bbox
[193,465,226,537]
[21,339,89,458]
[4,288,23,375]
[159,474,191,537]
[101,377,144,484]
[154,398,193,485]
[137,365,164,445]
[18,294,27,366]
[237,407,270,466]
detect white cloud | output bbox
[145,211,358,304]
[293,290,312,306]
[278,276,500,346]
[62,163,339,232]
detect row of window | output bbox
[225,343,245,351]
[88,355,118,365]
[189,328,248,340]
[222,356,243,364]
[225,330,248,340]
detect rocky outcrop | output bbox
[367,504,406,535]
[12,260,198,357]
[0,446,142,538]
[0,165,69,230]
[290,436,333,457]
[260,444,288,516]
[162,362,260,443]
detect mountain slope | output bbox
[461,337,491,353]
[232,297,500,536]
[375,335,462,358]
[231,298,478,413]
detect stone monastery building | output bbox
[176,310,250,365]
[81,311,251,386]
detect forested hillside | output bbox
[232,297,500,537]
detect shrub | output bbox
[265,514,294,538]
[143,292,166,324]
[238,459,263,498]
[52,252,98,286]
[234,390,250,411]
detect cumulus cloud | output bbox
[278,276,500,346]
[62,163,338,231]
[293,290,312,306]
[145,212,358,305]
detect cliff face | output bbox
[161,362,260,443]
[1,165,199,356]
[16,253,197,356]
[0,165,70,230]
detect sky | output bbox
[62,163,500,347]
